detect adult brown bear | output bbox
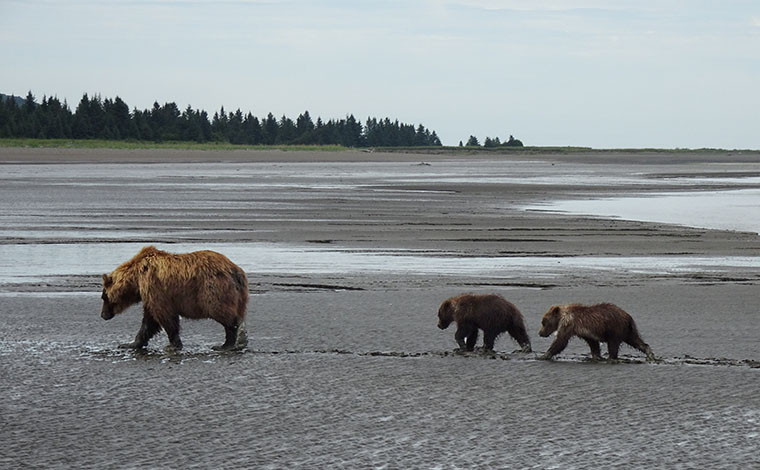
[100,246,249,352]
[437,293,532,352]
[538,303,655,361]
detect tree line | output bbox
[461,134,523,148]
[0,91,443,147]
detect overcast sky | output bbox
[2,0,759,148]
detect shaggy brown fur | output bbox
[101,246,249,352]
[437,293,532,352]
[538,303,655,361]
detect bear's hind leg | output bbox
[507,324,532,353]
[482,330,498,352]
[607,341,620,360]
[161,314,183,353]
[119,310,160,349]
[235,321,248,350]
[213,320,247,351]
[626,336,656,362]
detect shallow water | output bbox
[1,242,759,288]
[528,189,760,234]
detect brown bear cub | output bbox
[438,293,532,353]
[101,246,249,352]
[538,303,655,361]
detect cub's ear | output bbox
[550,305,560,315]
[102,274,113,287]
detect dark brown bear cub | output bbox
[101,246,249,352]
[437,293,531,353]
[538,303,655,361]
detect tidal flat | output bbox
[1,147,759,468]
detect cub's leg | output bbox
[507,323,532,353]
[539,331,572,360]
[625,335,656,362]
[454,323,477,351]
[583,338,603,361]
[607,341,621,360]
[465,328,479,351]
[482,330,498,352]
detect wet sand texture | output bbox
[1,147,759,468]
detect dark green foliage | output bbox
[470,134,524,148]
[262,112,278,145]
[0,90,442,147]
[505,135,524,147]
[364,117,439,147]
[484,136,501,147]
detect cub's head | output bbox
[437,299,455,329]
[538,306,562,337]
[100,273,140,320]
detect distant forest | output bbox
[0,91,444,147]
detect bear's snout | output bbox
[101,307,115,320]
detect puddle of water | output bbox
[526,189,760,234]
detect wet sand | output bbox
[1,147,759,468]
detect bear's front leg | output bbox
[539,332,571,360]
[454,323,476,351]
[465,329,479,352]
[119,311,160,349]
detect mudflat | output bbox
[1,147,759,468]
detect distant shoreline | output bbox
[1,139,759,164]
[2,138,760,153]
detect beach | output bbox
[1,147,759,468]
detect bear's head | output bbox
[539,305,561,337]
[100,273,141,320]
[437,299,454,329]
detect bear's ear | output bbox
[102,274,113,287]
[550,305,560,316]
